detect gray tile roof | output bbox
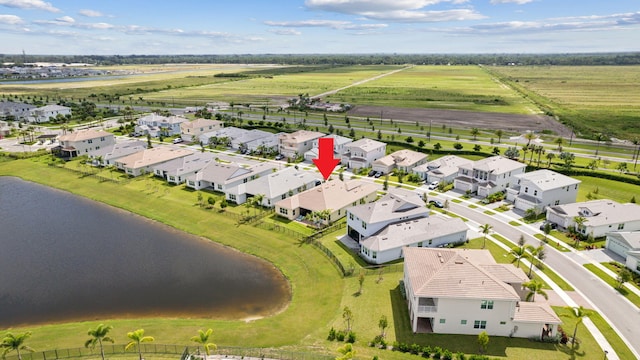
[346,138,386,152]
[153,152,216,175]
[414,155,473,176]
[606,231,640,250]
[514,169,580,191]
[549,200,640,227]
[89,140,146,158]
[463,155,526,174]
[348,188,427,224]
[362,216,468,252]
[404,247,522,300]
[235,167,321,198]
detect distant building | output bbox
[115,147,193,177]
[180,118,223,142]
[278,130,325,159]
[28,105,71,123]
[372,149,427,175]
[153,152,216,185]
[185,162,276,196]
[605,232,640,274]
[136,113,187,137]
[88,140,147,166]
[0,101,36,121]
[341,138,386,170]
[57,129,115,158]
[413,155,472,184]
[304,134,352,162]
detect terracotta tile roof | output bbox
[58,129,112,142]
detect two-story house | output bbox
[454,156,526,197]
[303,134,353,162]
[278,130,325,159]
[57,129,115,158]
[506,170,581,212]
[0,101,36,121]
[28,105,71,123]
[413,155,473,184]
[404,247,561,338]
[372,149,427,175]
[275,179,378,224]
[180,118,223,142]
[135,113,187,137]
[546,200,640,238]
[153,152,216,185]
[185,162,277,199]
[341,138,387,170]
[226,167,322,207]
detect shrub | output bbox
[456,352,466,360]
[421,346,432,357]
[336,330,346,342]
[346,331,356,343]
[327,327,336,341]
[432,346,443,359]
[410,343,422,355]
[442,350,453,360]
[468,355,490,360]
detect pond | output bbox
[0,177,290,327]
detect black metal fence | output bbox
[48,163,130,185]
[2,345,333,360]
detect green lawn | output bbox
[575,176,640,204]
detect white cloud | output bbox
[268,28,302,36]
[0,13,22,24]
[490,0,534,4]
[264,19,387,30]
[304,0,482,22]
[0,0,59,12]
[78,9,103,17]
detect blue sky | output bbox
[0,0,639,55]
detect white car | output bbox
[427,181,439,190]
[172,138,184,144]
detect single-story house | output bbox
[546,200,640,238]
[372,149,427,175]
[115,147,193,177]
[413,155,472,183]
[605,232,640,274]
[153,152,216,185]
[88,140,147,166]
[185,162,277,197]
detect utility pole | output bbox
[428,119,432,142]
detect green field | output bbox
[326,65,538,114]
[490,65,640,139]
[575,176,640,204]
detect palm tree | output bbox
[594,133,606,156]
[510,245,528,268]
[495,129,504,143]
[85,324,115,360]
[535,145,546,166]
[545,152,556,168]
[524,132,536,146]
[573,216,587,248]
[1,332,34,360]
[527,244,546,277]
[480,223,492,249]
[191,329,217,356]
[567,306,588,349]
[252,193,265,214]
[125,329,154,360]
[554,137,563,152]
[523,280,548,302]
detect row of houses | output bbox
[0,101,71,123]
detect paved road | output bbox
[436,196,640,358]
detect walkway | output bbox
[311,65,413,99]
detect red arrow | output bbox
[313,137,340,180]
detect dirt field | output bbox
[348,105,573,137]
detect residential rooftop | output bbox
[514,169,581,190]
[346,138,386,152]
[116,147,193,169]
[348,188,427,224]
[549,200,640,227]
[58,129,112,142]
[460,155,526,174]
[606,231,640,249]
[276,179,377,213]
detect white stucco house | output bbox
[605,232,640,274]
[226,166,322,207]
[341,138,386,170]
[360,216,468,264]
[185,162,277,197]
[135,113,187,137]
[454,156,526,197]
[180,118,223,142]
[115,147,194,177]
[231,129,275,151]
[28,105,71,123]
[278,130,325,159]
[303,134,352,162]
[413,155,473,183]
[506,170,581,212]
[153,152,216,185]
[57,129,115,158]
[275,179,378,224]
[546,200,640,238]
[372,149,427,175]
[88,140,147,166]
[0,101,36,121]
[347,188,429,242]
[198,126,246,146]
[404,247,561,338]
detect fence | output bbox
[253,220,307,240]
[2,345,334,360]
[48,163,130,185]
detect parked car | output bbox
[274,154,285,160]
[539,221,558,231]
[368,169,376,177]
[427,181,439,190]
[374,171,383,178]
[429,200,444,208]
[172,138,183,144]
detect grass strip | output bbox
[583,264,640,308]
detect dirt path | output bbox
[311,65,413,99]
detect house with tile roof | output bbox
[347,188,429,242]
[0,101,36,121]
[88,140,147,166]
[372,149,427,175]
[153,152,216,185]
[403,247,561,338]
[546,200,640,238]
[275,179,378,224]
[114,147,193,177]
[278,130,325,159]
[360,216,468,264]
[413,155,473,184]
[135,113,187,137]
[605,232,640,274]
[185,162,277,197]
[231,129,275,151]
[341,138,386,170]
[454,156,526,197]
[226,166,322,207]
[28,104,71,123]
[198,126,247,146]
[180,118,223,142]
[506,169,581,212]
[303,134,353,162]
[57,129,115,158]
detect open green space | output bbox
[575,176,639,204]
[489,65,640,139]
[325,65,537,114]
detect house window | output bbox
[100,137,105,141]
[418,242,423,248]
[229,194,236,201]
[480,300,494,309]
[555,200,560,205]
[281,194,287,200]
[243,178,248,183]
[473,321,487,329]
[372,251,377,259]
[500,321,506,325]
[524,187,528,193]
[279,208,288,215]
[439,319,446,324]
[618,223,625,230]
[88,139,93,144]
[362,221,367,229]
[460,320,467,325]
[349,213,354,220]
[217,184,222,190]
[428,239,433,245]
[534,190,538,196]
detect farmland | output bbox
[489,65,640,139]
